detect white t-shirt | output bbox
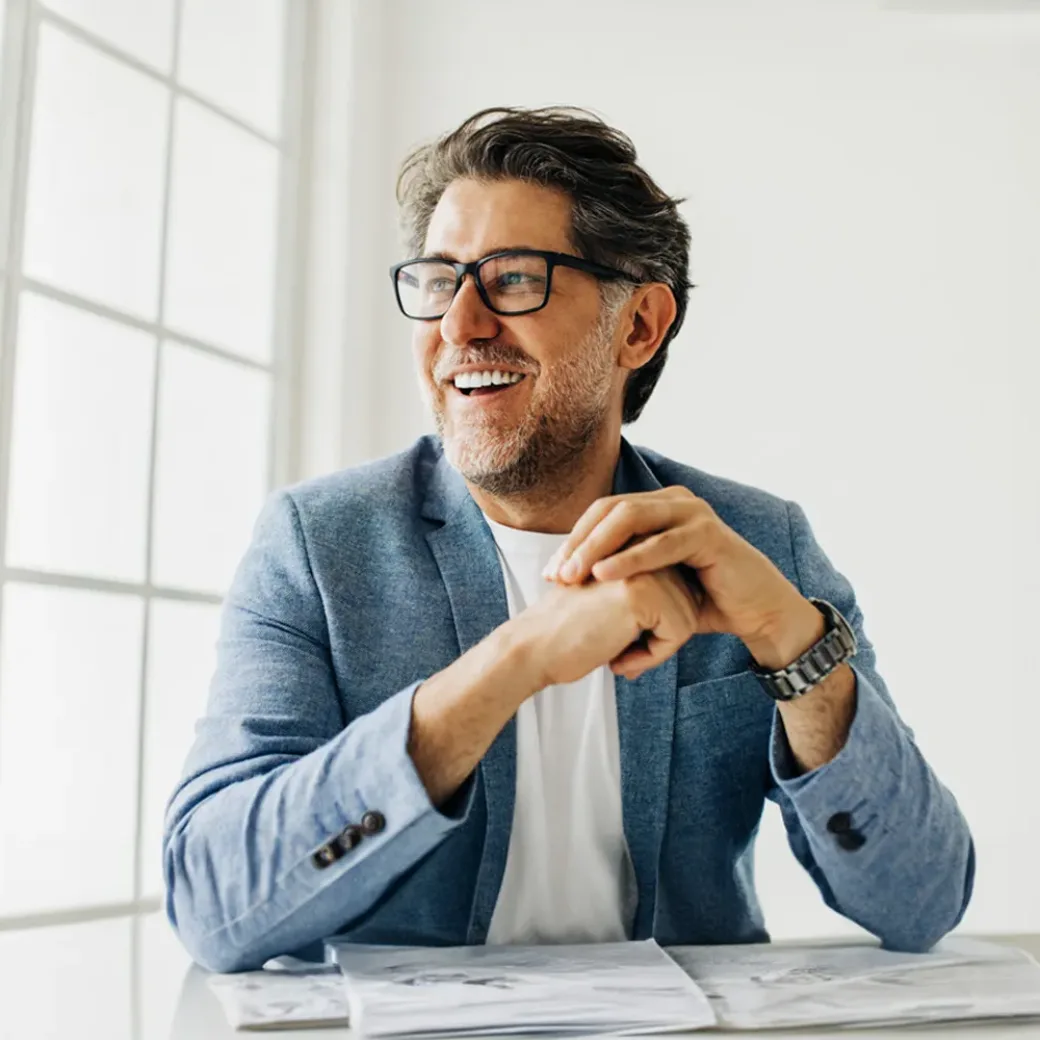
[482,513,637,946]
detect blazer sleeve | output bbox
[765,499,975,951]
[162,490,475,973]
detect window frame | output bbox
[0,0,310,929]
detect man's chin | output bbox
[443,433,524,484]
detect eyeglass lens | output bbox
[396,253,550,318]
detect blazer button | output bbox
[360,810,386,836]
[827,811,852,834]
[311,843,343,869]
[337,824,363,852]
[837,829,866,851]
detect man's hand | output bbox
[514,568,699,685]
[542,486,810,663]
[409,567,700,803]
[541,487,859,772]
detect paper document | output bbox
[326,938,716,1039]
[208,937,1040,1033]
[207,969,350,1031]
[668,936,1040,1030]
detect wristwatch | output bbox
[749,597,857,701]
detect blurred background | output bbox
[0,0,1036,977]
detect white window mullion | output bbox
[0,0,41,758]
[0,0,32,271]
[18,274,275,375]
[130,0,183,906]
[3,565,223,605]
[0,896,162,933]
[268,0,308,490]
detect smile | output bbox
[450,371,528,398]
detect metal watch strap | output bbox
[749,597,857,701]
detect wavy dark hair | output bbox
[395,106,692,424]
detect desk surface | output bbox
[0,912,1038,1040]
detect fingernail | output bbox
[559,558,578,581]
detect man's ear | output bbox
[617,283,677,372]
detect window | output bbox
[0,0,304,923]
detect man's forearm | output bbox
[744,596,856,774]
[165,684,474,972]
[409,619,543,805]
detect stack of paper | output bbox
[325,939,716,1038]
[207,967,350,1031]
[668,936,1040,1030]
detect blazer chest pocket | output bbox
[675,668,773,725]
[672,669,776,812]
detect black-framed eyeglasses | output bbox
[389,248,638,320]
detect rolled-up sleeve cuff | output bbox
[198,682,478,961]
[303,681,477,878]
[769,661,903,811]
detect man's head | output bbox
[395,107,691,496]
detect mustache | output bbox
[433,343,535,383]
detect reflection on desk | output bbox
[0,912,1039,1040]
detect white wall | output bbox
[315,0,1040,940]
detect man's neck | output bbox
[467,434,622,535]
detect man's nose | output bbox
[439,275,500,345]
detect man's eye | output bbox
[426,278,455,294]
[494,272,543,291]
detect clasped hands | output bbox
[531,486,820,684]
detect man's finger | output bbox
[542,496,620,579]
[550,498,685,584]
[590,527,685,582]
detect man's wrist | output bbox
[406,619,546,806]
[743,597,827,672]
[497,615,551,698]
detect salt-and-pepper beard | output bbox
[430,296,628,498]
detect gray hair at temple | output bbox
[395,106,692,425]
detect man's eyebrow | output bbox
[420,245,550,263]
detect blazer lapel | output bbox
[421,450,514,943]
[612,439,678,939]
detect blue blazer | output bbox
[163,435,974,972]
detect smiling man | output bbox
[164,107,974,973]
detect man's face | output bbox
[413,178,627,496]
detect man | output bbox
[164,107,973,974]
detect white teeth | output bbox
[452,371,526,389]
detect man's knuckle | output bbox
[614,499,635,521]
[690,512,715,536]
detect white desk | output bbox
[0,912,1038,1039]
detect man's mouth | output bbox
[450,371,528,398]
